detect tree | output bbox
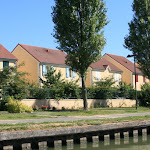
[52,0,108,110]
[40,68,64,88]
[0,65,30,99]
[94,77,115,89]
[124,0,150,79]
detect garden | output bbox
[0,66,150,113]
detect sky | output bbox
[0,0,134,61]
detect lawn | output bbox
[0,115,150,132]
[0,107,150,120]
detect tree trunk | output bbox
[81,75,88,110]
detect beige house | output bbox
[86,57,123,87]
[103,53,149,90]
[0,44,17,69]
[12,44,80,86]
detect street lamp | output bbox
[127,54,137,110]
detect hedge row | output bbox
[24,87,136,100]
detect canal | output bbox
[30,133,150,150]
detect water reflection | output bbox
[46,134,150,150]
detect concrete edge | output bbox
[0,120,150,141]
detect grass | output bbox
[0,107,150,120]
[0,115,150,132]
[0,113,56,120]
[41,106,150,116]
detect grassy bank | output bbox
[0,115,150,132]
[0,107,150,120]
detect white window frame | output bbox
[114,73,120,82]
[95,71,101,81]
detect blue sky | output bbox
[0,0,134,61]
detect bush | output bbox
[94,77,115,88]
[87,87,115,99]
[139,83,150,107]
[6,97,33,113]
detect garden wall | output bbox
[21,99,136,109]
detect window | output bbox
[42,65,47,76]
[95,71,101,81]
[114,73,120,82]
[3,61,9,68]
[135,75,138,82]
[143,76,145,83]
[66,68,76,78]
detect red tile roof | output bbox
[106,53,141,74]
[0,44,17,60]
[19,44,67,65]
[90,57,122,72]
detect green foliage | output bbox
[87,87,113,99]
[124,0,150,79]
[58,80,81,99]
[139,83,150,106]
[116,82,135,99]
[94,77,116,89]
[0,65,32,100]
[52,0,108,110]
[0,96,10,111]
[40,68,64,88]
[6,97,33,113]
[32,68,80,99]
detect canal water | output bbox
[36,133,150,150]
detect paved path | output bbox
[0,112,150,124]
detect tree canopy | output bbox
[124,0,150,79]
[52,0,108,110]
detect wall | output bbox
[132,74,149,91]
[39,64,81,86]
[12,45,39,84]
[103,55,132,85]
[85,67,92,87]
[0,60,16,70]
[92,68,122,87]
[21,99,136,109]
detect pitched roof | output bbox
[0,44,17,60]
[106,53,141,74]
[18,44,66,65]
[90,57,122,72]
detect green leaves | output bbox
[52,0,108,110]
[52,0,108,75]
[124,0,150,79]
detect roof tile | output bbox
[106,53,141,74]
[19,44,66,65]
[0,44,17,60]
[91,57,122,72]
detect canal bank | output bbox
[1,120,150,150]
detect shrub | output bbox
[6,97,33,113]
[116,82,135,99]
[139,83,150,107]
[94,77,115,88]
[87,87,114,99]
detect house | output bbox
[12,44,79,86]
[86,57,123,86]
[0,44,17,69]
[103,53,149,90]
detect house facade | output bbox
[86,57,123,87]
[0,44,17,69]
[12,44,80,86]
[103,53,149,90]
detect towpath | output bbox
[0,112,150,124]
